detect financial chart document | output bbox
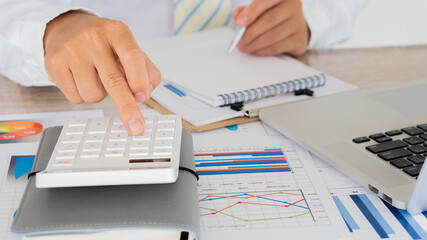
[192,132,349,240]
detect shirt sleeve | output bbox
[302,0,368,49]
[0,0,96,87]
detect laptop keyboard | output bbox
[353,123,427,178]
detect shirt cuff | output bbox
[301,1,328,50]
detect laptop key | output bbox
[402,127,424,136]
[403,137,424,145]
[375,137,392,143]
[408,145,427,154]
[419,134,427,141]
[369,133,386,139]
[417,124,427,132]
[353,136,370,143]
[390,158,413,168]
[366,140,408,154]
[403,165,423,177]
[378,148,412,161]
[407,155,425,164]
[385,130,402,136]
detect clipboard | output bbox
[146,99,259,132]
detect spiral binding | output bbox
[217,73,326,106]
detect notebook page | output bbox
[144,28,322,104]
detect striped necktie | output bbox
[173,0,234,35]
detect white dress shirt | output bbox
[0,0,367,87]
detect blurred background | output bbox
[335,0,427,49]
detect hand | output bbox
[43,11,161,135]
[233,0,310,57]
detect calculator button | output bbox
[109,132,128,142]
[56,152,75,160]
[158,115,176,123]
[62,135,82,144]
[129,149,149,157]
[113,117,123,125]
[105,150,124,157]
[154,140,173,149]
[82,142,103,152]
[130,141,150,150]
[156,131,174,140]
[107,141,126,151]
[111,124,127,133]
[88,118,109,134]
[145,123,153,132]
[65,126,86,135]
[85,134,106,143]
[80,151,100,159]
[144,116,154,124]
[153,149,172,156]
[157,123,175,131]
[67,118,87,126]
[132,132,151,141]
[58,143,79,153]
[53,161,72,167]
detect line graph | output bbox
[199,190,314,229]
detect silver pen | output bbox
[227,27,247,54]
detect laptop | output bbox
[259,79,427,214]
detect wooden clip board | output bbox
[146,99,259,132]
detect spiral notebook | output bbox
[144,28,326,107]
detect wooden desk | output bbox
[1,45,427,116]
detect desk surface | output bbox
[1,45,427,116]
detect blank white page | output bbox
[143,28,322,101]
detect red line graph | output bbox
[200,199,306,217]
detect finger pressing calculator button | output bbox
[157,123,175,131]
[82,142,103,152]
[105,150,124,157]
[154,140,173,149]
[62,135,82,144]
[129,149,149,156]
[88,118,109,134]
[107,141,126,151]
[56,152,75,160]
[80,151,100,159]
[130,141,150,150]
[156,131,174,140]
[58,143,79,153]
[85,134,106,143]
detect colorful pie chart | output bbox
[0,121,43,140]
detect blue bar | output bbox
[228,164,288,169]
[332,196,360,232]
[382,200,421,240]
[399,209,427,240]
[211,152,284,157]
[358,194,394,234]
[350,195,389,239]
[196,161,288,167]
[197,168,290,175]
[195,156,285,162]
[164,84,186,96]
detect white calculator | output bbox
[36,115,182,188]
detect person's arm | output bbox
[302,0,368,49]
[0,1,161,136]
[0,0,93,86]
